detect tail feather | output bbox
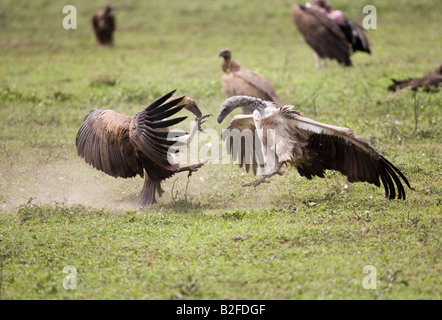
[137,176,162,208]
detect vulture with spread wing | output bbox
[219,48,282,114]
[388,62,442,92]
[92,5,116,45]
[218,96,411,200]
[76,90,211,208]
[292,0,371,67]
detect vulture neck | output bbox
[222,58,241,73]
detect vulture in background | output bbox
[76,90,211,208]
[292,0,371,67]
[388,62,442,92]
[219,48,283,114]
[218,96,411,200]
[92,5,116,45]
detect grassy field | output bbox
[0,0,441,300]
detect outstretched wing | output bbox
[281,109,411,199]
[222,115,265,175]
[129,92,189,181]
[76,91,188,182]
[76,109,143,179]
[292,5,352,65]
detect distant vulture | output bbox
[219,48,282,114]
[92,5,116,45]
[292,0,371,67]
[218,96,411,199]
[388,63,442,92]
[76,91,211,208]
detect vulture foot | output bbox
[242,163,284,187]
[178,159,208,178]
[189,114,212,142]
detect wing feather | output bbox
[222,115,265,175]
[281,110,410,199]
[76,109,142,178]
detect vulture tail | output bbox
[137,175,162,208]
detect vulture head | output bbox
[106,5,116,13]
[312,0,332,12]
[218,48,232,60]
[217,95,267,124]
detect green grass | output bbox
[0,0,441,300]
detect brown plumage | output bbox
[92,5,116,45]
[292,0,371,67]
[218,96,411,200]
[76,90,209,208]
[219,48,282,114]
[388,75,442,92]
[388,63,442,92]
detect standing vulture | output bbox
[388,62,442,92]
[292,0,371,67]
[92,5,116,45]
[217,96,411,200]
[219,48,282,114]
[76,90,211,208]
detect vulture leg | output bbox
[137,175,162,208]
[242,162,285,187]
[313,52,326,68]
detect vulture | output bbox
[388,63,442,92]
[219,48,283,114]
[92,5,116,45]
[217,96,411,200]
[76,90,211,208]
[292,0,371,67]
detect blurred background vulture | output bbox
[92,5,116,45]
[292,0,371,67]
[388,62,442,91]
[218,96,411,200]
[76,90,210,208]
[219,48,282,114]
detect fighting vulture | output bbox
[388,62,442,92]
[219,48,282,114]
[76,90,211,208]
[292,0,371,67]
[218,96,411,200]
[92,5,116,45]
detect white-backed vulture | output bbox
[388,63,442,92]
[292,0,371,67]
[76,90,211,208]
[92,5,116,45]
[217,96,411,200]
[219,48,282,113]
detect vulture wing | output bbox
[76,109,143,179]
[388,75,442,92]
[76,91,188,182]
[292,5,352,66]
[339,19,371,54]
[222,115,265,175]
[221,68,282,107]
[280,109,411,199]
